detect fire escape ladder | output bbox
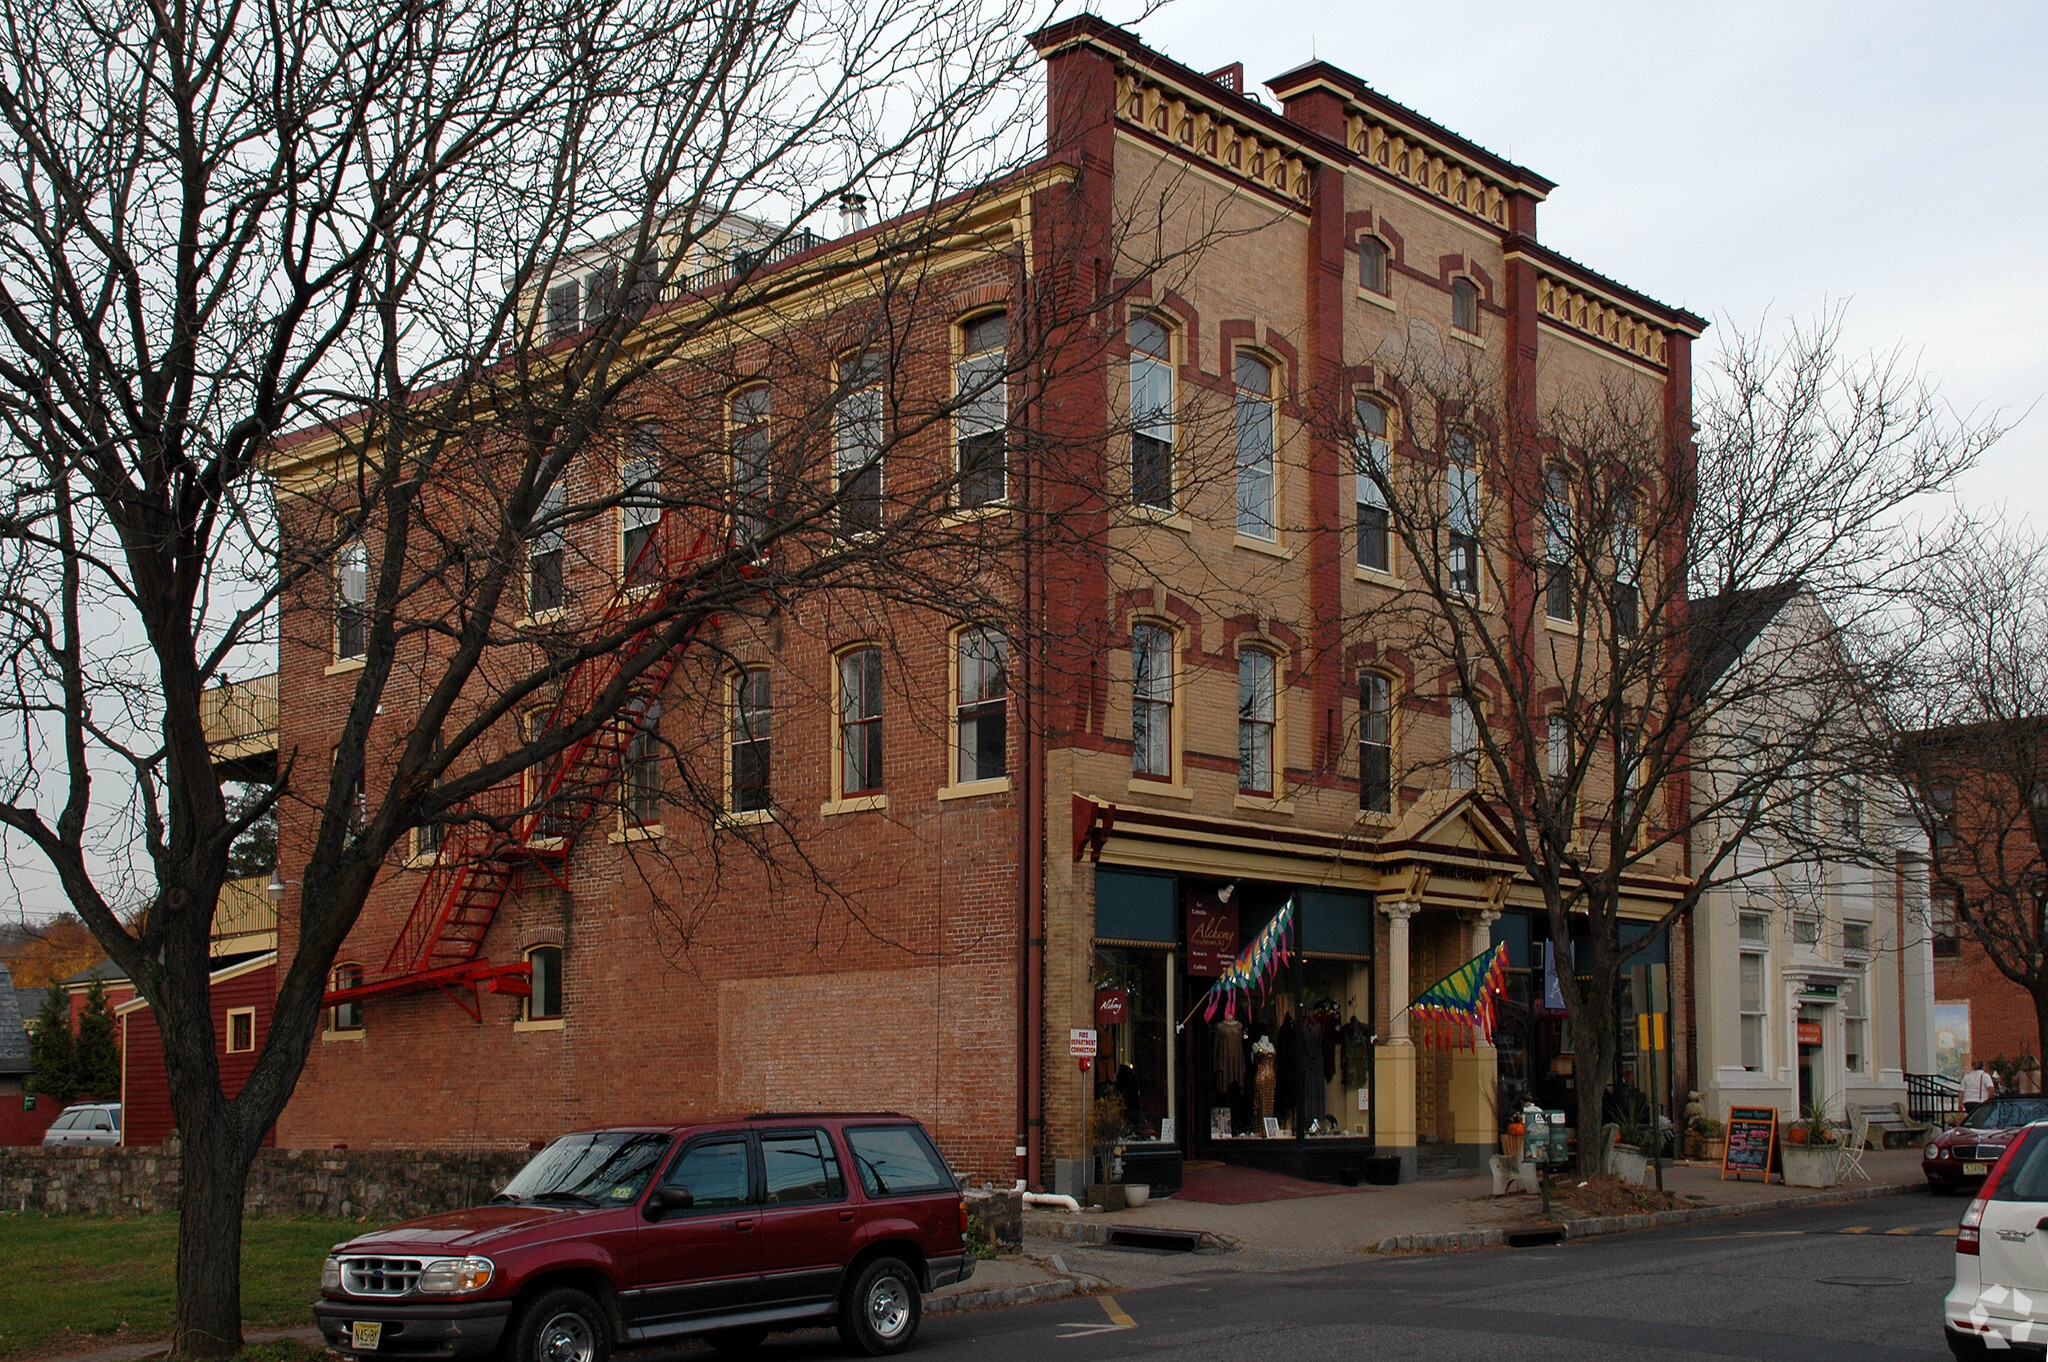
[328,509,722,1008]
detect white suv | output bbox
[41,1102,121,1147]
[1948,1118,2048,1356]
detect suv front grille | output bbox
[341,1257,424,1296]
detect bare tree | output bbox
[1325,312,1993,1169]
[1888,520,2048,1063]
[0,0,1117,1350]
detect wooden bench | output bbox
[1855,1102,1930,1149]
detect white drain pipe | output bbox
[1014,1178,1081,1213]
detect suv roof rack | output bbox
[744,1111,908,1121]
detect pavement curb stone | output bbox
[926,1271,1101,1315]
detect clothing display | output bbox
[1275,1016,1301,1124]
[1340,1018,1373,1088]
[1253,1045,1277,1121]
[1213,1019,1246,1087]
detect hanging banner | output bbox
[1186,893,1239,978]
[1199,898,1295,1021]
[1095,989,1128,1026]
[1408,943,1510,1050]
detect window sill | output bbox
[517,609,569,629]
[1126,777,1194,801]
[1234,794,1296,815]
[1353,565,1402,587]
[1542,614,1579,635]
[1354,808,1397,827]
[403,852,445,871]
[322,1029,366,1044]
[1451,328,1485,348]
[717,809,777,829]
[942,504,1010,525]
[937,777,1011,802]
[820,793,889,817]
[525,835,566,853]
[325,657,367,677]
[1123,505,1192,534]
[1355,287,1396,314]
[608,825,663,844]
[513,1017,565,1034]
[1234,534,1293,560]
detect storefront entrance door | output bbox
[1796,1004,1829,1117]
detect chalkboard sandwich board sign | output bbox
[1722,1106,1779,1182]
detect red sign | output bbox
[1095,989,1128,1026]
[1797,1022,1822,1046]
[1187,893,1239,978]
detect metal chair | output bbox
[1837,1108,1872,1182]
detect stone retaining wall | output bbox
[0,1145,532,1219]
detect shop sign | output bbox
[1797,1021,1823,1046]
[1068,1028,1098,1057]
[1094,989,1128,1026]
[1186,893,1239,978]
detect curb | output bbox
[1370,1180,1921,1254]
[926,1273,1099,1315]
[1021,1213,1236,1252]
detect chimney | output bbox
[839,192,870,236]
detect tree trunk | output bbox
[1576,1027,1611,1176]
[171,1110,255,1358]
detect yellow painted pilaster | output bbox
[1375,1041,1418,1152]
[1448,1044,1501,1148]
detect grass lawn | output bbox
[0,1213,381,1358]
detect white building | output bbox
[1689,586,1934,1124]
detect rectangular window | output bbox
[1843,971,1867,1074]
[1841,785,1864,844]
[839,648,884,795]
[1548,714,1576,826]
[1130,318,1175,510]
[843,1124,956,1197]
[1793,913,1821,947]
[762,1129,845,1203]
[527,480,565,616]
[336,538,368,659]
[581,264,618,327]
[1234,353,1276,540]
[1618,729,1641,819]
[1612,495,1640,638]
[330,964,363,1032]
[1843,920,1871,955]
[545,279,580,340]
[1354,398,1390,572]
[1930,890,1959,955]
[731,669,771,813]
[1930,787,1956,848]
[732,386,771,553]
[1237,651,1276,795]
[1739,945,1767,1072]
[1131,623,1174,779]
[1449,696,1476,791]
[526,945,563,1020]
[226,1007,256,1054]
[1359,237,1389,294]
[622,700,662,826]
[1446,432,1478,596]
[836,352,885,535]
[1544,468,1574,621]
[956,313,1008,508]
[1452,278,1479,333]
[1360,674,1392,814]
[621,424,663,589]
[956,627,1008,783]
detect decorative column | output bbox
[1376,900,1422,1180]
[1449,908,1504,1157]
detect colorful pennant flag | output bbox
[1200,898,1295,1022]
[1408,942,1510,1050]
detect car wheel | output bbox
[704,1326,769,1355]
[504,1287,610,1362]
[838,1256,921,1356]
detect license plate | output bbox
[1965,1163,1989,1176]
[351,1323,382,1350]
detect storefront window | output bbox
[1093,946,1170,1140]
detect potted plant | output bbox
[1688,1115,1725,1163]
[1781,1106,1840,1187]
[1609,1102,1649,1185]
[1087,1091,1130,1209]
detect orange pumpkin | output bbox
[1509,1120,1525,1136]
[1787,1126,1808,1145]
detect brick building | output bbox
[268,19,1705,1185]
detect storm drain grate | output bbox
[1106,1227,1207,1253]
[1505,1227,1565,1248]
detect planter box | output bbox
[1611,1145,1648,1186]
[1084,1183,1128,1211]
[1782,1145,1840,1188]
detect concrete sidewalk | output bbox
[1023,1148,1931,1260]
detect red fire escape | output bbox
[322,509,720,1017]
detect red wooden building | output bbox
[117,953,278,1147]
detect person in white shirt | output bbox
[1962,1060,1998,1113]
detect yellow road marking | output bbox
[1101,1297,1136,1329]
[1884,1227,1916,1235]
[1842,1227,1870,1234]
[1939,1228,1959,1237]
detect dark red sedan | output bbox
[1924,1096,2048,1194]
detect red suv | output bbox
[312,1114,972,1360]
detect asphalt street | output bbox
[751,1191,1965,1361]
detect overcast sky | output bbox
[1130,0,2046,519]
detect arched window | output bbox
[1234,351,1276,540]
[1360,674,1394,814]
[955,626,1008,784]
[621,421,663,589]
[1129,317,1175,510]
[330,963,364,1033]
[1544,467,1574,622]
[1237,649,1277,795]
[1452,278,1479,333]
[1446,431,1479,597]
[1354,397,1391,572]
[524,945,563,1022]
[1130,623,1175,779]
[526,480,565,616]
[956,312,1008,508]
[836,352,885,535]
[1359,237,1390,294]
[838,646,884,796]
[335,536,368,660]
